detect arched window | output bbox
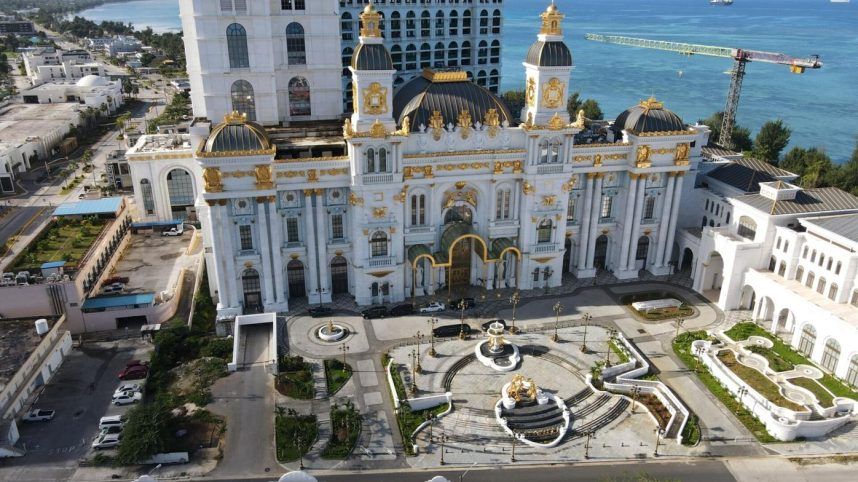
[768,256,776,272]
[421,11,431,37]
[370,231,388,257]
[476,69,487,86]
[477,40,488,65]
[737,216,757,240]
[819,254,825,267]
[795,265,804,282]
[405,44,417,70]
[821,338,840,373]
[492,9,501,33]
[725,212,730,223]
[230,80,256,121]
[826,258,833,270]
[341,12,353,41]
[344,81,353,112]
[778,261,786,277]
[286,23,306,65]
[798,324,817,356]
[489,68,499,91]
[140,178,155,215]
[448,41,458,65]
[538,139,549,164]
[391,45,402,70]
[806,271,815,288]
[241,268,261,311]
[479,9,489,35]
[461,40,471,65]
[434,41,445,65]
[226,23,249,69]
[817,277,826,294]
[496,188,511,220]
[390,11,401,38]
[811,250,817,263]
[537,219,553,244]
[643,196,656,220]
[835,261,842,274]
[365,148,376,173]
[846,355,858,387]
[702,216,708,227]
[420,42,431,67]
[435,11,445,37]
[784,240,789,252]
[828,283,838,301]
[776,237,782,250]
[449,10,458,36]
[378,148,388,172]
[410,193,426,226]
[549,138,561,163]
[166,168,194,217]
[341,47,353,74]
[636,236,650,261]
[288,77,311,116]
[406,11,416,37]
[490,39,500,63]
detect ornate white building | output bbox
[128,4,707,315]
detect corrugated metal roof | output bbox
[736,187,858,216]
[40,261,66,269]
[801,213,858,243]
[53,197,123,217]
[525,40,573,67]
[613,104,685,134]
[707,157,796,193]
[204,123,266,153]
[81,292,155,310]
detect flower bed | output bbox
[746,345,794,373]
[325,359,352,396]
[638,393,671,430]
[275,355,314,400]
[716,350,805,412]
[321,402,362,459]
[790,377,835,408]
[275,411,317,462]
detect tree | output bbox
[780,147,834,188]
[116,402,173,464]
[700,112,752,151]
[581,99,603,121]
[752,119,791,163]
[502,90,525,120]
[566,92,581,117]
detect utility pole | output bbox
[428,318,437,357]
[551,302,563,342]
[509,291,521,334]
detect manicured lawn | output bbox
[397,402,449,456]
[681,414,701,446]
[275,412,317,462]
[746,345,795,373]
[275,355,314,400]
[725,323,858,400]
[672,331,778,443]
[11,218,106,271]
[321,402,362,459]
[717,350,805,413]
[325,359,352,396]
[790,377,835,408]
[388,362,408,401]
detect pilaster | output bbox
[584,175,604,271]
[574,174,594,277]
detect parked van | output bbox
[99,415,126,430]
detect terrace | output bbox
[8,217,109,276]
[0,318,57,391]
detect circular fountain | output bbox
[494,374,570,448]
[317,319,347,342]
[474,321,521,372]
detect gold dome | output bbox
[200,111,274,157]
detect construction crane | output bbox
[585,34,823,149]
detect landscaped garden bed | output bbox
[638,393,671,430]
[10,217,107,271]
[276,355,314,400]
[397,401,449,456]
[725,323,858,400]
[789,377,835,408]
[321,401,362,459]
[746,345,794,373]
[621,291,694,321]
[672,330,777,443]
[275,409,318,462]
[716,350,805,413]
[324,359,352,396]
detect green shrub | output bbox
[201,338,232,360]
[275,412,317,462]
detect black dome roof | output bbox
[613,98,686,134]
[203,112,271,154]
[351,43,393,71]
[525,40,572,67]
[393,70,513,133]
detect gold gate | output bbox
[449,238,471,286]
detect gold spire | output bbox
[360,2,382,38]
[540,2,564,36]
[639,96,665,111]
[223,111,247,124]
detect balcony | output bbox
[364,173,395,184]
[532,243,560,254]
[367,256,395,268]
[238,249,258,256]
[536,164,564,175]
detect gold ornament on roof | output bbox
[362,82,388,115]
[539,2,564,36]
[484,108,500,138]
[394,116,410,137]
[223,111,247,124]
[369,119,387,138]
[525,112,534,128]
[542,78,565,109]
[572,109,586,129]
[429,110,445,140]
[202,167,223,193]
[548,112,566,130]
[457,109,472,139]
[636,144,652,168]
[639,96,664,111]
[359,3,382,38]
[343,118,355,139]
[254,164,273,190]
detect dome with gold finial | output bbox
[613,97,686,135]
[202,111,272,154]
[526,2,572,67]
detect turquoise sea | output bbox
[79,0,858,162]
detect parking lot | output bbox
[105,229,196,295]
[10,339,150,464]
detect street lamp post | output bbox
[584,430,594,459]
[653,428,665,457]
[339,342,350,369]
[674,318,685,339]
[409,349,419,395]
[631,385,641,413]
[551,302,563,342]
[297,432,305,469]
[509,291,521,334]
[581,312,591,353]
[440,433,446,464]
[428,318,437,357]
[695,344,706,372]
[510,432,516,462]
[415,331,424,373]
[457,299,467,340]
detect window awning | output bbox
[491,237,516,259]
[440,222,474,254]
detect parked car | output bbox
[113,383,141,398]
[112,391,142,405]
[99,425,123,436]
[101,282,125,295]
[99,415,126,430]
[118,365,148,380]
[102,276,130,285]
[22,409,55,422]
[419,301,446,313]
[124,360,149,369]
[481,319,507,332]
[433,323,472,338]
[450,297,476,310]
[389,304,414,316]
[92,433,121,450]
[307,306,333,318]
[161,225,184,236]
[361,306,388,319]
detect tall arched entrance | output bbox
[287,260,306,299]
[330,256,348,294]
[450,237,472,287]
[563,237,572,273]
[594,235,609,270]
[165,168,195,220]
[241,268,261,313]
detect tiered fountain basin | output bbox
[494,375,570,448]
[474,321,520,372]
[317,321,347,342]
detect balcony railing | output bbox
[532,243,559,253]
[368,256,394,268]
[537,164,564,175]
[364,173,394,184]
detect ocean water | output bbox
[79,0,858,161]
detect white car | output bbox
[113,383,141,398]
[419,301,446,313]
[92,433,121,450]
[22,409,55,422]
[161,225,184,236]
[112,390,142,405]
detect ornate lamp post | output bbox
[509,291,521,334]
[631,385,641,413]
[457,299,468,340]
[605,328,618,367]
[674,317,685,339]
[339,342,350,369]
[551,302,563,342]
[409,349,419,395]
[414,330,424,373]
[653,427,665,457]
[584,430,595,459]
[440,433,446,464]
[581,312,591,353]
[510,431,517,462]
[427,318,438,357]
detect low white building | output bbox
[86,35,142,57]
[20,75,123,114]
[0,102,84,173]
[22,48,105,87]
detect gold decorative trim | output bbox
[349,192,364,206]
[370,119,387,138]
[403,148,526,160]
[372,207,388,219]
[422,68,469,83]
[436,162,490,172]
[197,147,276,159]
[457,109,472,139]
[254,165,273,190]
[525,78,536,108]
[636,145,652,169]
[429,110,444,141]
[403,165,434,180]
[202,167,223,193]
[127,152,192,161]
[522,180,535,195]
[362,82,388,115]
[368,270,393,278]
[547,112,566,130]
[531,257,555,264]
[593,154,603,167]
[277,155,349,164]
[393,185,408,204]
[484,108,500,138]
[542,195,556,206]
[541,78,565,109]
[443,188,478,208]
[573,142,631,149]
[635,130,693,137]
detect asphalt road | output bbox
[204,459,735,482]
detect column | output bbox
[585,175,604,270]
[218,202,238,308]
[662,174,685,269]
[209,202,229,310]
[618,174,640,270]
[256,199,275,306]
[303,190,320,303]
[576,175,594,271]
[654,174,677,267]
[624,179,647,271]
[315,189,332,303]
[268,198,287,306]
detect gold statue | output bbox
[636,144,651,167]
[254,164,273,190]
[202,167,223,193]
[525,112,534,128]
[343,118,354,138]
[327,319,335,334]
[572,109,586,129]
[429,110,444,141]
